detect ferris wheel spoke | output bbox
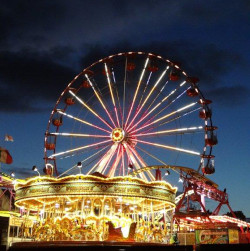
[128,82,187,132]
[121,145,125,176]
[124,57,150,129]
[112,68,123,127]
[99,143,118,174]
[104,63,120,127]
[85,74,117,127]
[134,139,200,156]
[58,145,110,178]
[86,145,114,175]
[127,144,147,167]
[136,145,167,166]
[57,110,111,134]
[136,146,180,175]
[126,65,169,131]
[69,90,113,130]
[137,72,152,112]
[123,143,147,180]
[132,107,202,136]
[49,132,110,138]
[127,81,169,132]
[127,144,155,180]
[49,139,112,158]
[142,80,168,115]
[122,57,128,128]
[146,87,189,126]
[130,102,198,134]
[133,126,204,138]
[108,144,122,177]
[157,107,202,129]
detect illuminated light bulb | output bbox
[165,170,170,176]
[179,177,184,183]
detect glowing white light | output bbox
[127,66,169,130]
[180,81,186,86]
[69,90,113,129]
[134,139,200,156]
[51,132,109,138]
[179,177,184,183]
[124,57,149,127]
[85,74,116,127]
[57,110,111,133]
[50,139,112,157]
[134,126,203,137]
[121,225,130,238]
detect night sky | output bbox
[0,1,249,217]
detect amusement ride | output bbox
[2,52,248,245]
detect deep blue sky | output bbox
[0,0,249,216]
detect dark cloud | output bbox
[80,41,247,82]
[180,0,250,22]
[79,41,249,105]
[0,0,249,112]
[0,0,66,47]
[0,40,248,113]
[207,86,250,106]
[1,0,249,51]
[0,48,76,112]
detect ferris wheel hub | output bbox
[111,128,125,142]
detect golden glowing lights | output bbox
[111,128,125,142]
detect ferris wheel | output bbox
[44,52,217,179]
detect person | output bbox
[170,233,179,245]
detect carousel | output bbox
[14,174,176,242]
[13,52,217,244]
